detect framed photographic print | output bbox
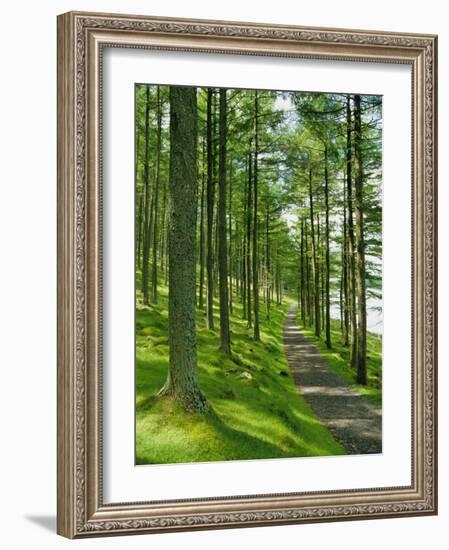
[57,11,438,538]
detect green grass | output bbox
[135,275,345,464]
[297,315,382,407]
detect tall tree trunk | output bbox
[228,160,233,315]
[218,89,231,355]
[342,179,350,346]
[324,145,332,348]
[213,185,219,297]
[164,236,169,285]
[252,91,261,341]
[300,217,306,323]
[265,202,271,320]
[158,86,208,412]
[308,161,320,337]
[317,213,324,330]
[346,95,358,367]
[242,178,247,319]
[246,146,252,328]
[213,95,219,298]
[142,85,152,304]
[198,136,206,309]
[136,192,143,269]
[339,267,344,334]
[274,257,279,305]
[354,94,367,385]
[206,88,215,330]
[304,219,311,325]
[151,86,162,304]
[236,219,241,300]
[135,131,143,266]
[159,179,167,274]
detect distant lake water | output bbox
[330,297,382,336]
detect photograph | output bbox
[134,84,383,465]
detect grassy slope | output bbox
[135,275,345,464]
[297,316,382,407]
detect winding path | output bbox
[283,305,382,455]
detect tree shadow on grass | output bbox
[205,411,293,461]
[136,394,291,463]
[145,385,344,461]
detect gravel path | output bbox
[283,304,382,455]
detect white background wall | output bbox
[0,1,446,548]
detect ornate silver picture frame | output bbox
[57,11,437,538]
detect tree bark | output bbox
[142,85,152,304]
[242,177,247,319]
[246,146,252,328]
[346,95,358,367]
[265,201,271,320]
[324,145,332,348]
[354,94,367,385]
[300,217,306,322]
[206,88,215,330]
[198,135,206,309]
[159,178,167,274]
[317,212,324,331]
[228,160,233,315]
[158,85,208,412]
[218,89,231,354]
[136,191,143,270]
[151,86,162,304]
[135,130,143,266]
[308,161,320,337]
[252,91,261,341]
[304,219,311,325]
[342,178,350,346]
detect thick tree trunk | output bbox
[206,88,215,330]
[324,145,332,348]
[252,91,261,341]
[159,86,208,412]
[218,89,231,354]
[354,95,367,385]
[346,95,358,367]
[308,162,321,337]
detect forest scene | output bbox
[135,83,382,465]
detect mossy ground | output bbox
[135,275,345,464]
